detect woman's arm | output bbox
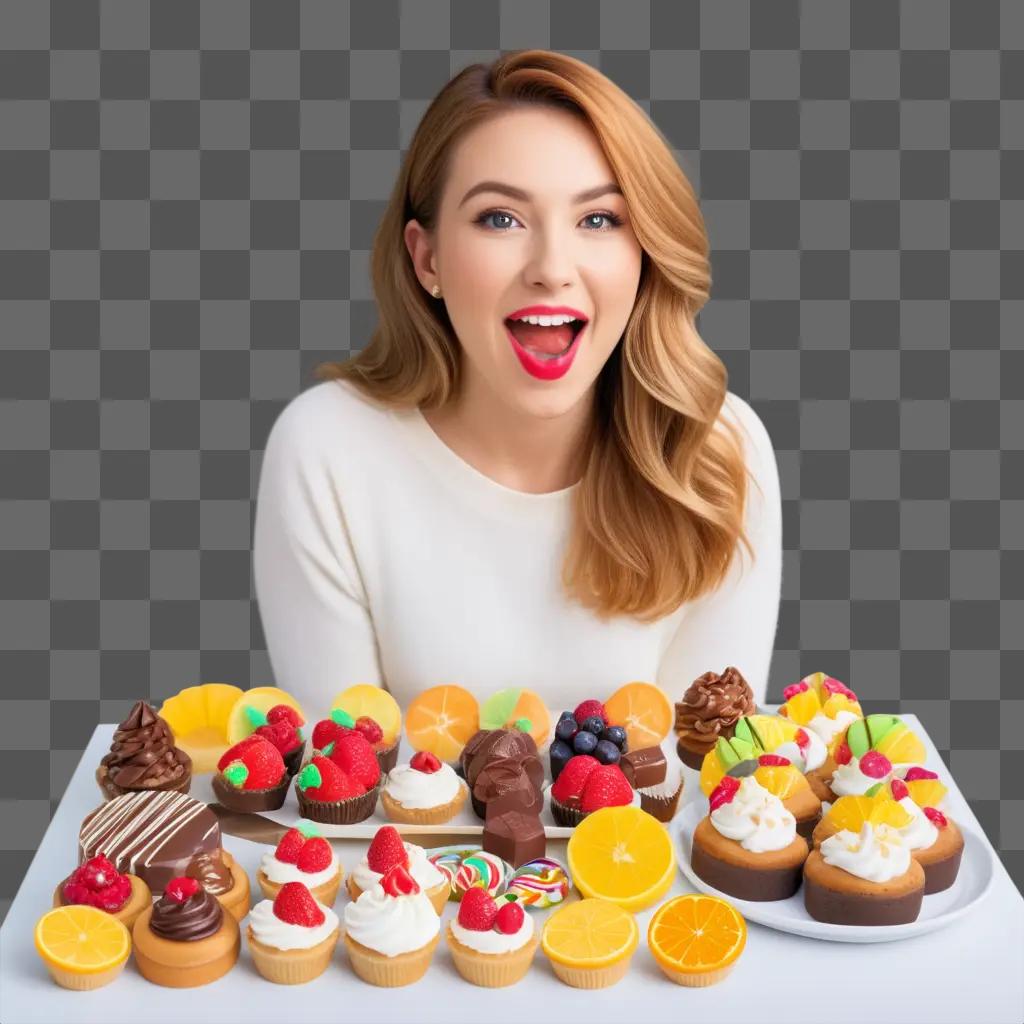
[656,393,784,708]
[253,392,384,714]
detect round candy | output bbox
[506,857,572,909]
[426,846,510,902]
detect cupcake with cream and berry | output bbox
[778,672,863,747]
[826,714,927,802]
[257,822,343,906]
[247,880,340,984]
[690,775,808,902]
[295,748,380,825]
[347,824,450,914]
[381,750,468,825]
[211,734,290,812]
[446,889,538,988]
[313,705,399,776]
[249,703,306,776]
[343,863,441,987]
[53,854,152,931]
[548,756,634,828]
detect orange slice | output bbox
[826,794,914,833]
[603,681,673,750]
[160,683,244,773]
[479,687,551,748]
[753,763,809,800]
[781,686,821,725]
[874,724,927,765]
[905,779,947,809]
[567,806,676,912]
[404,684,480,763]
[35,905,131,986]
[330,684,402,745]
[648,894,747,985]
[541,898,639,968]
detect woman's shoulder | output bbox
[720,391,775,467]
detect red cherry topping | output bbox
[409,750,442,774]
[834,741,853,766]
[354,716,384,745]
[889,778,909,801]
[757,753,791,767]
[165,877,200,904]
[494,900,525,934]
[709,775,741,811]
[923,806,948,828]
[381,863,419,897]
[859,751,892,780]
[795,728,810,751]
[783,681,809,700]
[903,766,939,782]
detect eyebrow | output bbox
[458,180,623,208]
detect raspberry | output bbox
[795,729,810,751]
[381,863,419,897]
[95,879,130,912]
[923,806,948,828]
[457,887,498,931]
[709,775,741,812]
[366,825,408,875]
[579,764,633,812]
[889,778,909,801]
[550,754,600,804]
[783,681,809,700]
[267,704,304,728]
[494,899,525,934]
[297,837,333,874]
[256,720,301,755]
[275,828,306,864]
[757,754,791,767]
[311,718,344,753]
[62,879,94,906]
[354,716,383,745]
[573,699,607,727]
[165,877,200,904]
[409,750,442,774]
[329,731,381,790]
[903,766,938,782]
[859,751,892,780]
[834,741,853,766]
[297,755,364,802]
[273,881,325,927]
[80,855,117,890]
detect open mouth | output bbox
[503,316,588,360]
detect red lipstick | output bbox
[504,305,589,382]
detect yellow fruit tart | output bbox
[541,898,638,989]
[35,904,131,990]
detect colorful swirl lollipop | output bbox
[426,846,510,902]
[507,857,571,908]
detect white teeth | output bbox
[510,314,579,327]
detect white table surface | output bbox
[2,715,1023,1024]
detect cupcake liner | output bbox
[247,926,339,984]
[549,797,587,828]
[375,739,399,775]
[343,932,439,987]
[258,867,341,908]
[380,784,467,826]
[549,956,631,989]
[211,770,289,813]
[446,925,538,987]
[655,962,735,987]
[296,781,380,824]
[44,960,128,990]
[639,779,683,823]
[282,743,305,778]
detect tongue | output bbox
[507,321,575,355]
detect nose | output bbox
[522,222,578,291]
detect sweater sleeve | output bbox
[252,392,385,714]
[655,393,784,708]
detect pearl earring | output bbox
[431,285,441,298]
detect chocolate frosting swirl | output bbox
[675,667,756,752]
[100,700,190,790]
[149,887,224,942]
[185,851,233,896]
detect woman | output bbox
[253,50,782,717]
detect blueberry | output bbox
[601,726,627,749]
[558,709,575,722]
[594,740,621,765]
[549,740,573,781]
[555,717,578,742]
[582,715,605,735]
[572,730,598,754]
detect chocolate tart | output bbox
[549,794,587,828]
[690,816,807,902]
[803,848,925,926]
[211,769,289,813]
[281,742,305,778]
[296,780,381,825]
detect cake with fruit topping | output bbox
[804,822,925,926]
[96,700,192,800]
[348,825,450,914]
[446,889,538,987]
[381,750,468,824]
[691,775,808,901]
[246,703,306,776]
[826,714,927,801]
[548,755,634,827]
[131,875,240,987]
[211,734,290,812]
[53,854,152,930]
[257,822,343,906]
[295,732,381,823]
[778,672,863,748]
[328,684,403,773]
[675,667,757,769]
[548,700,629,782]
[313,706,399,776]
[343,864,442,986]
[247,880,340,984]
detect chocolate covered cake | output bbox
[96,700,192,799]
[460,728,544,820]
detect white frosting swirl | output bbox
[384,762,463,809]
[343,883,440,956]
[260,844,340,889]
[351,841,446,894]
[639,759,682,800]
[830,757,892,797]
[820,823,911,883]
[774,730,827,773]
[709,776,798,852]
[807,709,860,745]
[896,797,939,850]
[450,911,534,954]
[248,897,339,950]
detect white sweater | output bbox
[253,378,782,719]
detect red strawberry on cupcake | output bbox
[258,821,343,906]
[295,753,378,825]
[446,889,537,986]
[213,734,290,812]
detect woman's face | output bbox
[407,106,644,421]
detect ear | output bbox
[404,218,438,293]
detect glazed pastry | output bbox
[294,753,379,825]
[211,735,290,812]
[258,824,343,906]
[348,825,450,914]
[380,750,468,825]
[690,775,808,901]
[674,667,756,769]
[343,864,441,987]
[131,876,240,986]
[52,854,151,931]
[446,889,538,987]
[247,881,340,984]
[96,700,192,800]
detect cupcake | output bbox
[257,824,343,906]
[804,823,926,926]
[347,825,450,914]
[446,890,538,987]
[548,756,632,827]
[690,775,808,901]
[295,753,379,825]
[777,672,863,748]
[248,703,306,777]
[247,880,340,984]
[96,699,192,800]
[825,714,928,801]
[748,755,822,840]
[131,876,240,987]
[620,747,683,823]
[211,735,290,812]
[380,750,468,825]
[540,898,638,989]
[34,905,131,990]
[52,854,152,931]
[343,864,441,987]
[674,667,756,769]
[327,685,404,774]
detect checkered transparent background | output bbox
[1,0,1022,923]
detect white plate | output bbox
[673,801,996,943]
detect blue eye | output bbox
[474,209,624,232]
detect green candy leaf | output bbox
[320,741,335,757]
[865,714,901,748]
[513,717,531,734]
[296,820,320,839]
[846,720,870,759]
[298,764,322,791]
[503,893,518,902]
[330,708,355,728]
[245,705,268,730]
[744,717,767,753]
[480,688,522,731]
[732,718,754,747]
[223,760,249,787]
[864,782,883,798]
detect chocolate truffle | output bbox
[460,727,544,820]
[482,809,546,868]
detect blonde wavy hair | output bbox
[316,49,755,623]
